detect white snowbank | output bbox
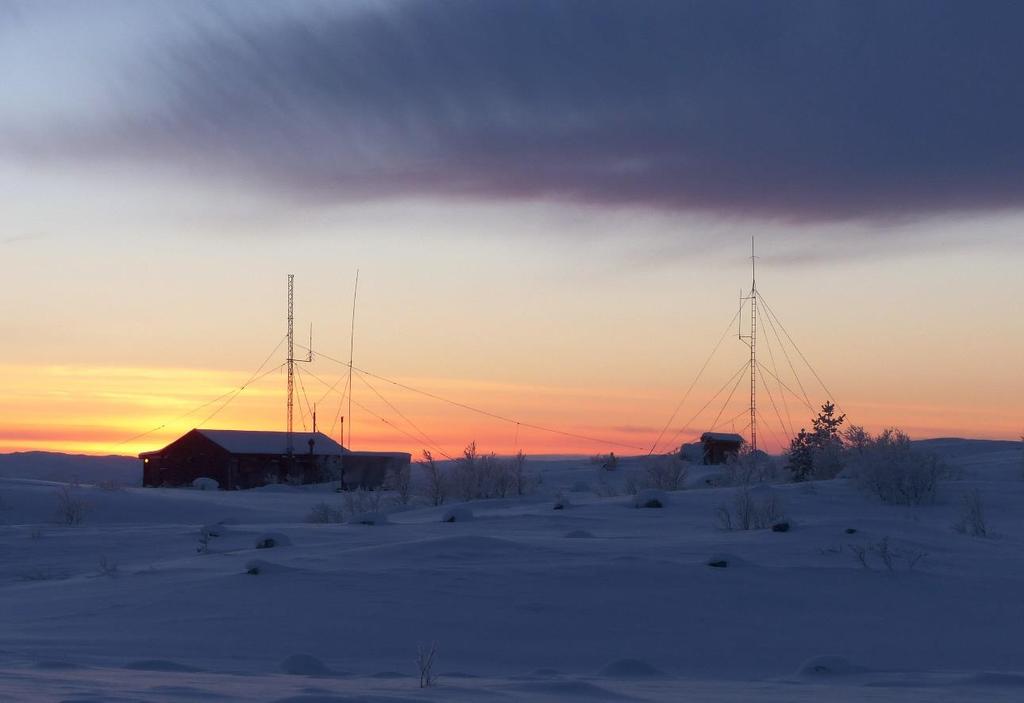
[191,477,219,491]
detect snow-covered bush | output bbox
[715,486,785,530]
[719,449,783,486]
[449,442,533,501]
[850,429,948,505]
[54,484,88,525]
[954,490,987,537]
[191,477,219,491]
[196,523,228,553]
[306,502,344,524]
[342,487,382,517]
[642,455,688,491]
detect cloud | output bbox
[6,1,1024,222]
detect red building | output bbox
[139,429,409,490]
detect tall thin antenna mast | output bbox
[347,269,359,449]
[286,274,295,456]
[738,238,758,456]
[749,237,757,457]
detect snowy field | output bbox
[1,440,1022,702]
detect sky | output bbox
[1,0,1022,457]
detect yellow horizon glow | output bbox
[1,359,1018,459]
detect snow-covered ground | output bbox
[0,440,1022,702]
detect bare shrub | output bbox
[591,452,618,470]
[643,455,688,491]
[847,543,870,569]
[851,428,948,505]
[593,478,619,498]
[871,536,896,573]
[306,502,344,524]
[483,452,511,498]
[18,568,70,582]
[418,450,447,506]
[622,469,643,496]
[54,484,88,525]
[451,441,481,502]
[716,488,785,531]
[848,536,928,573]
[96,555,119,578]
[384,463,413,506]
[509,450,531,496]
[416,641,438,688]
[953,489,987,537]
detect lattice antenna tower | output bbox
[286,274,313,456]
[738,238,758,456]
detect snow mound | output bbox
[706,552,747,569]
[599,658,666,678]
[33,660,86,670]
[200,523,228,538]
[245,559,292,575]
[633,489,668,508]
[956,672,1024,687]
[348,511,389,526]
[255,532,292,549]
[442,507,474,523]
[192,477,219,491]
[796,655,867,677]
[504,680,638,699]
[279,653,332,676]
[124,659,203,673]
[565,529,595,539]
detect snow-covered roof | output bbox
[700,432,745,444]
[196,430,346,456]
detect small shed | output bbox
[699,432,745,465]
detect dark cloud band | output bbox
[11,0,1024,221]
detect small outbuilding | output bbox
[140,428,410,490]
[699,432,745,465]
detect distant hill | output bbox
[0,451,140,486]
[913,438,1021,459]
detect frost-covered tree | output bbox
[418,450,446,506]
[787,402,846,481]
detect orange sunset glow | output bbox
[2,1,1022,464]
